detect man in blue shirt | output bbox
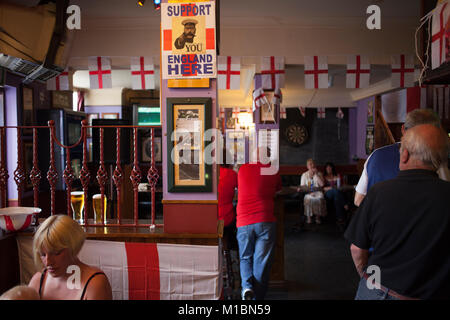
[354,109,448,206]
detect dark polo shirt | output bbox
[345,169,450,299]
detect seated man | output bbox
[345,124,450,300]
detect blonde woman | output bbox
[299,159,327,224]
[28,215,112,300]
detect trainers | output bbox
[242,288,255,300]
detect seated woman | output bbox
[29,215,112,300]
[299,159,327,224]
[323,162,349,227]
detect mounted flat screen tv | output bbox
[133,105,161,126]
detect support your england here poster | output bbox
[161,2,217,79]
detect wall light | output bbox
[138,0,145,7]
[237,112,254,130]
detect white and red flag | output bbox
[17,238,221,300]
[219,108,225,119]
[252,88,268,111]
[272,88,283,105]
[391,54,415,88]
[346,55,370,89]
[280,107,287,119]
[317,107,326,119]
[261,56,285,90]
[299,107,306,117]
[336,107,344,119]
[89,56,112,89]
[131,56,155,90]
[304,56,328,89]
[382,86,428,123]
[431,1,449,69]
[217,56,241,90]
[46,69,69,91]
[232,107,240,119]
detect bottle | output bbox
[310,179,314,192]
[337,176,341,188]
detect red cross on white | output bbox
[299,107,306,117]
[431,1,449,69]
[252,88,268,111]
[131,57,155,90]
[261,56,285,90]
[219,108,225,119]
[346,55,370,89]
[271,88,283,105]
[89,56,112,89]
[391,54,415,88]
[317,108,326,119]
[336,107,344,119]
[217,56,241,90]
[232,107,240,119]
[47,69,69,91]
[304,56,328,89]
[280,107,287,119]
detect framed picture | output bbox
[167,97,212,192]
[141,136,162,163]
[259,91,276,123]
[86,113,99,138]
[367,100,374,124]
[225,108,235,129]
[102,112,119,119]
[365,125,374,155]
[22,86,34,135]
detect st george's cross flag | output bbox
[89,56,112,89]
[252,88,268,111]
[232,107,240,119]
[261,56,285,90]
[131,57,155,90]
[431,1,449,69]
[280,107,287,119]
[299,107,306,117]
[317,107,326,119]
[16,238,222,300]
[46,69,69,91]
[217,56,241,90]
[346,55,370,89]
[391,54,415,88]
[272,88,283,105]
[432,85,450,119]
[336,107,344,119]
[304,56,328,89]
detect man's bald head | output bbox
[400,124,449,171]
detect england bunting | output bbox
[46,69,69,91]
[391,54,415,88]
[261,56,285,90]
[346,55,370,89]
[218,56,241,90]
[317,107,326,119]
[89,56,112,89]
[304,56,328,89]
[130,56,155,90]
[431,1,449,69]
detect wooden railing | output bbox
[0,121,161,228]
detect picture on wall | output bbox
[260,91,275,123]
[102,113,119,119]
[166,97,212,192]
[367,100,374,124]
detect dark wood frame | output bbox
[167,97,212,192]
[259,91,276,123]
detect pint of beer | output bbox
[71,191,84,223]
[93,194,107,224]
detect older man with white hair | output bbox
[345,124,450,300]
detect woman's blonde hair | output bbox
[33,215,86,269]
[306,158,315,166]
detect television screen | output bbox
[137,107,161,126]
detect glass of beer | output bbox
[92,194,107,224]
[71,191,84,223]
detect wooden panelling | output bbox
[163,202,218,234]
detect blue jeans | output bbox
[237,222,276,300]
[355,277,398,300]
[325,188,346,221]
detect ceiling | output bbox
[5,0,422,29]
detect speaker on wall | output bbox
[92,119,131,164]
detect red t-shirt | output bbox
[218,167,238,226]
[236,163,282,228]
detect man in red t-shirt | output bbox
[236,148,282,300]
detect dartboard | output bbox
[285,123,308,146]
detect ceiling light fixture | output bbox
[138,0,145,7]
[153,0,161,10]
